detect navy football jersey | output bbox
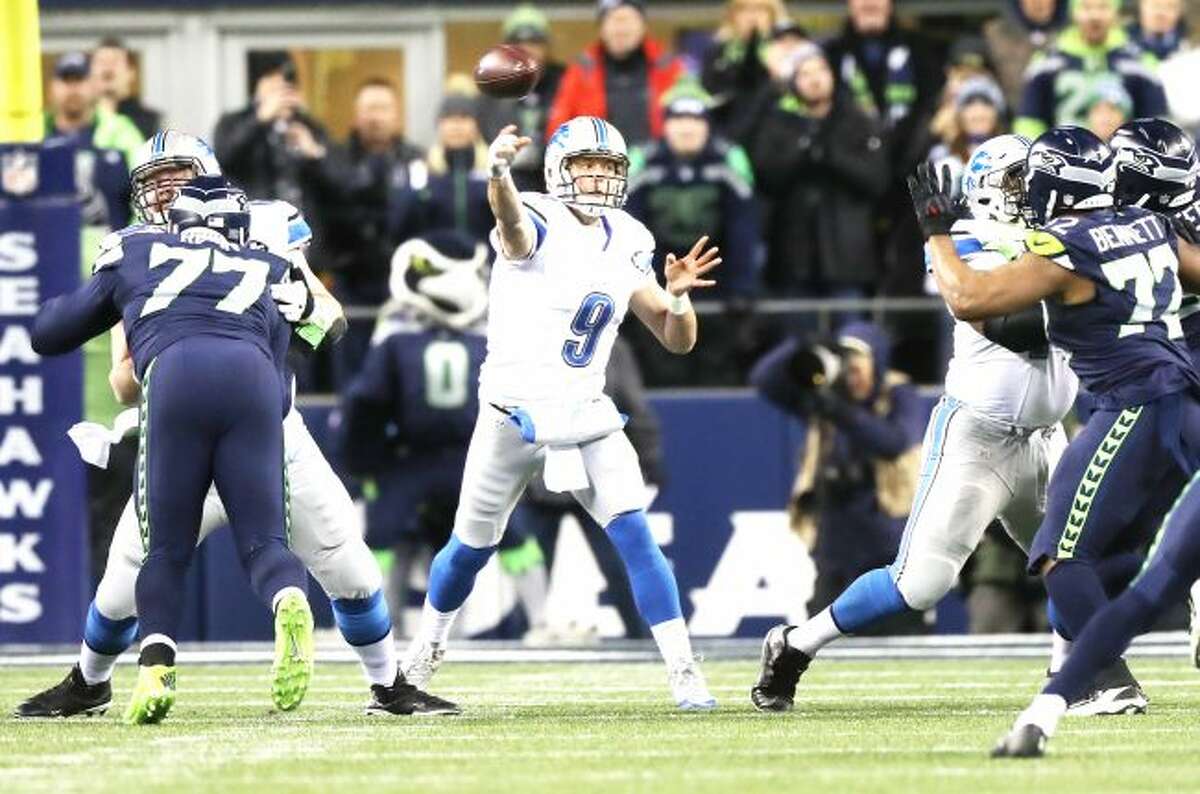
[33,229,291,388]
[1032,206,1199,408]
[1172,198,1200,351]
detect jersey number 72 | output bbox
[140,242,269,318]
[1099,243,1183,339]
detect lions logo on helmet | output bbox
[167,175,251,248]
[1111,117,1199,213]
[962,134,1032,226]
[544,116,629,217]
[131,130,222,225]
[386,231,489,331]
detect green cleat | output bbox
[123,665,176,725]
[271,588,314,711]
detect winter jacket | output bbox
[748,90,889,290]
[983,0,1067,107]
[625,135,762,298]
[545,38,683,144]
[212,105,331,210]
[700,32,774,142]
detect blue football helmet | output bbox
[1024,126,1116,225]
[167,175,251,247]
[1111,118,1198,213]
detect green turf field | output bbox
[3,657,1199,793]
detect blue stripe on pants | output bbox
[889,396,960,579]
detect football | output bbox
[473,44,543,99]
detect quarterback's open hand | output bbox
[665,235,722,297]
[908,161,964,240]
[488,124,532,179]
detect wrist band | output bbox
[668,292,691,316]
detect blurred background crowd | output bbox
[37,0,1200,639]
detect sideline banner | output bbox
[0,142,87,642]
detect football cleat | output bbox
[668,661,717,711]
[991,724,1048,759]
[366,672,461,716]
[124,664,176,725]
[1065,659,1148,716]
[271,589,315,712]
[750,624,810,712]
[13,665,112,719]
[402,639,445,690]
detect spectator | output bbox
[212,51,331,211]
[89,37,162,138]
[1158,5,1200,134]
[701,0,787,140]
[928,38,997,152]
[751,323,926,620]
[508,337,662,640]
[1127,0,1187,62]
[984,0,1069,107]
[1014,0,1167,139]
[545,0,684,146]
[44,51,138,230]
[822,0,945,296]
[748,44,888,300]
[928,76,1008,186]
[303,78,425,387]
[718,19,813,146]
[626,90,761,300]
[339,232,551,639]
[398,91,493,247]
[1084,76,1133,141]
[477,5,566,191]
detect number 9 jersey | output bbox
[479,192,657,406]
[1032,205,1200,410]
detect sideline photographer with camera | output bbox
[751,322,927,622]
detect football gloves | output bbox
[908,162,965,240]
[270,272,315,324]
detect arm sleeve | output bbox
[31,271,122,356]
[981,305,1048,354]
[822,383,920,460]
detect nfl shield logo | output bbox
[2,148,39,196]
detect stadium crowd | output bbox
[41,0,1200,637]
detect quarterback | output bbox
[403,117,721,709]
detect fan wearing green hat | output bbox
[1014,0,1167,139]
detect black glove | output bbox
[907,161,964,240]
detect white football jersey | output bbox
[479,192,657,405]
[934,218,1079,428]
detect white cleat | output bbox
[402,640,445,690]
[668,661,717,711]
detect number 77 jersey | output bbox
[479,192,658,405]
[36,229,291,383]
[1032,205,1200,410]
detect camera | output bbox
[789,342,843,391]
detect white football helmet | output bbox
[962,134,1033,226]
[544,116,629,217]
[130,130,222,225]
[387,234,489,331]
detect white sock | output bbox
[650,617,695,668]
[353,630,399,687]
[140,633,177,653]
[79,642,120,685]
[787,607,844,658]
[1016,693,1067,737]
[271,586,305,613]
[419,600,459,646]
[1049,630,1073,674]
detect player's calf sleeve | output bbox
[1096,551,1144,598]
[1044,561,1109,640]
[830,568,911,635]
[332,590,398,686]
[427,535,496,613]
[605,510,682,626]
[134,554,190,641]
[242,542,309,609]
[79,601,138,685]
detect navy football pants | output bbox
[133,337,308,643]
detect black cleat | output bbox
[750,624,810,712]
[366,672,461,716]
[13,665,112,719]
[1066,658,1148,716]
[991,724,1048,758]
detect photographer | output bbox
[750,322,926,620]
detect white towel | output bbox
[67,408,139,469]
[506,397,627,493]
